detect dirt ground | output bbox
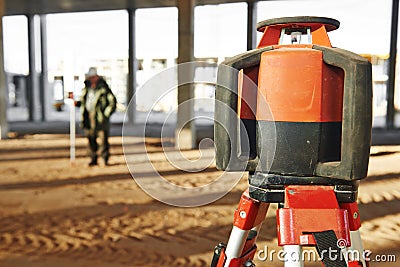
[0,134,399,267]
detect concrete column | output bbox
[387,0,399,129]
[127,9,137,124]
[247,0,258,50]
[176,0,196,149]
[27,14,40,121]
[39,15,48,121]
[0,0,8,139]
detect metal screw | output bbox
[239,211,246,219]
[244,260,255,267]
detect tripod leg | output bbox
[215,190,269,267]
[340,203,369,267]
[346,230,368,267]
[224,225,250,260]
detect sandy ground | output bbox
[0,134,400,267]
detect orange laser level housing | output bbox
[215,17,372,181]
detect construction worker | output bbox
[79,67,117,166]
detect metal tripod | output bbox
[211,173,369,267]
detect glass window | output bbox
[46,10,128,120]
[195,2,247,60]
[134,8,178,123]
[3,16,29,74]
[136,7,178,59]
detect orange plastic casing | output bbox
[256,45,344,122]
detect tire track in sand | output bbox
[358,177,400,248]
[0,205,234,266]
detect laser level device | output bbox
[212,17,372,267]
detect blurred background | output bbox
[2,0,400,130]
[0,0,400,266]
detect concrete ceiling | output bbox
[4,0,254,16]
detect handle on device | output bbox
[215,46,273,171]
[313,45,372,180]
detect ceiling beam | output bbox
[4,0,259,16]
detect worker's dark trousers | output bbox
[85,128,110,163]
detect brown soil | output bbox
[0,135,399,267]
